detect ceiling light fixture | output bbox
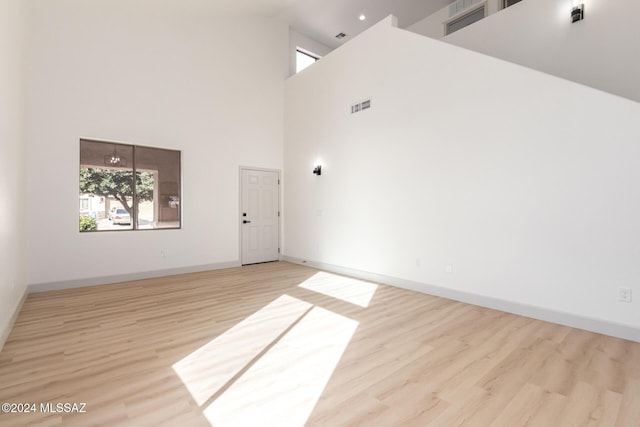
[359,14,366,21]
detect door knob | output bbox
[243,220,251,224]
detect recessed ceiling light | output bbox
[359,14,366,21]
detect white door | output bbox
[241,169,280,265]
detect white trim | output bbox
[281,256,640,343]
[27,261,240,293]
[0,288,28,352]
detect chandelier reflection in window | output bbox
[104,145,127,167]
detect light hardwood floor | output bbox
[0,262,638,426]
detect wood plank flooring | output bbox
[0,262,638,426]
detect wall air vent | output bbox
[351,98,371,114]
[335,32,347,39]
[445,4,486,35]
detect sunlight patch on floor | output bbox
[203,305,358,427]
[172,294,312,406]
[298,271,378,307]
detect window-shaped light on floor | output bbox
[172,294,312,406]
[298,271,378,307]
[203,305,358,427]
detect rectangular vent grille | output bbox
[446,5,485,35]
[351,98,371,114]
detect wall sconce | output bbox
[313,165,322,176]
[571,3,584,23]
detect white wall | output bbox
[25,0,288,286]
[409,0,640,103]
[284,17,640,339]
[408,4,448,39]
[289,29,332,77]
[0,0,27,346]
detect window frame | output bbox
[79,138,182,233]
[444,3,487,36]
[296,48,320,73]
[502,0,523,9]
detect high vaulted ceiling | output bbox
[275,0,452,49]
[168,0,451,50]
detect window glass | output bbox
[135,145,181,229]
[296,49,319,73]
[79,139,181,232]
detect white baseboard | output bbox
[28,261,241,294]
[282,255,640,343]
[0,288,28,352]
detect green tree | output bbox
[79,215,97,232]
[79,167,154,215]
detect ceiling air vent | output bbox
[335,32,347,39]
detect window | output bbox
[296,49,320,73]
[445,5,486,35]
[502,0,522,8]
[79,139,181,232]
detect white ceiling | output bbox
[275,0,452,49]
[144,0,451,50]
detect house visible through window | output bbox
[296,48,320,73]
[79,139,181,232]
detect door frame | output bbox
[239,166,281,265]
